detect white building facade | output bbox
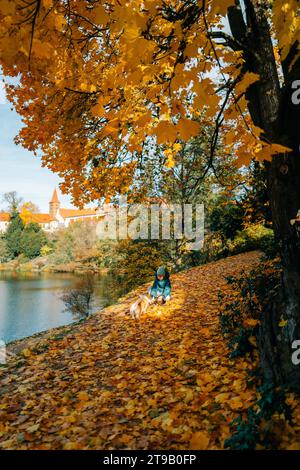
[0,189,105,233]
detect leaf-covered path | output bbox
[0,252,262,450]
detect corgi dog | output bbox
[129,295,153,320]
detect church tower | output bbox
[49,188,60,218]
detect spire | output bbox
[51,188,59,204]
[49,188,60,218]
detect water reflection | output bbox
[0,271,126,343]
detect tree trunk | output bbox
[227,1,300,389]
[254,37,300,389]
[258,154,300,389]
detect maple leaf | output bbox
[210,0,236,16]
[155,120,177,144]
[190,431,210,450]
[92,5,109,25]
[77,391,90,402]
[176,119,200,141]
[21,348,31,358]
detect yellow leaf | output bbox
[27,423,40,433]
[155,120,177,144]
[249,336,257,347]
[123,24,141,42]
[243,318,260,327]
[22,348,31,358]
[210,0,236,16]
[31,39,53,59]
[63,441,80,450]
[77,391,90,402]
[136,111,152,127]
[166,154,175,168]
[42,0,53,8]
[215,392,230,404]
[176,118,200,141]
[184,388,194,403]
[190,431,210,450]
[93,6,109,25]
[0,0,16,16]
[91,102,105,117]
[173,142,182,152]
[229,397,245,410]
[235,72,260,96]
[54,13,66,31]
[279,318,288,328]
[66,414,77,423]
[196,372,213,386]
[254,142,292,162]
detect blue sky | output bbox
[0,82,73,213]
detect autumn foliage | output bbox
[0,252,261,449]
[2,251,300,449]
[0,0,296,204]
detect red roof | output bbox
[28,213,56,224]
[59,208,99,219]
[0,213,10,222]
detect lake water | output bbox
[0,271,127,344]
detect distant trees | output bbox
[20,222,47,259]
[5,212,24,258]
[3,214,46,260]
[1,191,23,214]
[0,192,47,261]
[49,220,98,264]
[0,235,8,263]
[20,201,40,225]
[209,200,244,241]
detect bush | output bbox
[209,201,244,240]
[228,224,274,255]
[108,239,170,290]
[225,382,291,450]
[0,236,9,262]
[61,275,95,319]
[195,225,274,266]
[219,259,281,358]
[40,244,53,257]
[197,232,228,263]
[220,260,290,450]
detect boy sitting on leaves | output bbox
[148,266,172,304]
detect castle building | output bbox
[0,213,10,233]
[0,189,104,232]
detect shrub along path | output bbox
[1,250,295,450]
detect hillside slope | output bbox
[0,251,266,450]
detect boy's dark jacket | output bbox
[150,266,171,300]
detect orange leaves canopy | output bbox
[0,0,296,203]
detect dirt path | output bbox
[0,251,261,450]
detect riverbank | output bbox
[0,255,107,274]
[1,250,299,450]
[0,269,128,344]
[6,286,139,355]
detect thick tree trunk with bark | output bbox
[260,153,300,388]
[228,0,300,388]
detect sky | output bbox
[0,81,73,213]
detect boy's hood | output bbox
[156,266,169,279]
